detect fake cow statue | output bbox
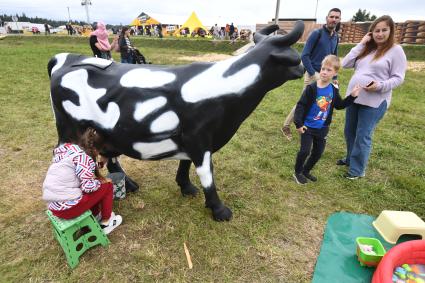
[48,21,305,221]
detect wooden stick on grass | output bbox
[184,242,193,269]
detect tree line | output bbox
[1,9,377,29]
[0,13,120,29]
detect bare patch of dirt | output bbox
[179,54,233,62]
[408,61,425,72]
[180,55,424,72]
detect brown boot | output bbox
[280,125,292,141]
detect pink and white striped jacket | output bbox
[47,143,101,211]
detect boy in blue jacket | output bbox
[293,55,361,184]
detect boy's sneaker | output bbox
[281,126,292,141]
[293,173,308,184]
[336,159,348,166]
[344,173,363,180]
[100,212,122,235]
[303,172,317,182]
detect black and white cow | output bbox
[48,22,305,221]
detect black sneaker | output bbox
[336,159,348,166]
[303,172,317,182]
[293,173,308,184]
[344,173,363,180]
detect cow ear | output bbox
[270,51,301,66]
[267,20,304,47]
[254,24,279,43]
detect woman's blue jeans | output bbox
[344,101,387,177]
[121,55,133,64]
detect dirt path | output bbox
[180,54,425,72]
[408,61,425,72]
[179,53,233,62]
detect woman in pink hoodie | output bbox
[89,21,112,60]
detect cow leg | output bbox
[106,157,139,192]
[194,151,232,221]
[175,160,199,197]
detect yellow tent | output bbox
[130,18,142,26]
[174,11,208,36]
[130,12,160,26]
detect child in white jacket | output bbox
[43,128,122,235]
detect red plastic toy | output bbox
[372,240,425,283]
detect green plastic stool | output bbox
[46,210,110,268]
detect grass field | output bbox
[0,35,424,282]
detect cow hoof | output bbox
[180,183,199,197]
[211,205,233,221]
[125,176,139,193]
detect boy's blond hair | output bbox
[321,55,340,72]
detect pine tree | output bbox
[352,9,377,22]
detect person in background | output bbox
[89,21,111,60]
[119,26,135,64]
[68,23,74,35]
[229,23,235,40]
[293,55,360,184]
[44,23,50,35]
[338,15,407,179]
[213,24,220,40]
[281,8,341,141]
[42,128,123,235]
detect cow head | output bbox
[249,21,305,89]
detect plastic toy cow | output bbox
[48,21,305,221]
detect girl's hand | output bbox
[99,177,112,184]
[360,32,372,45]
[297,126,307,134]
[364,81,379,92]
[350,84,362,97]
[97,155,108,168]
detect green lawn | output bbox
[0,36,424,282]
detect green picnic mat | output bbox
[312,212,394,283]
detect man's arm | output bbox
[301,30,320,76]
[294,86,311,128]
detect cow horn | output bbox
[254,24,279,43]
[279,20,304,46]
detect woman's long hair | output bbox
[78,127,104,178]
[357,15,395,61]
[120,26,129,37]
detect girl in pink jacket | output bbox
[43,128,122,235]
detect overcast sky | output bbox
[1,0,424,26]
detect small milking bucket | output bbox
[107,172,126,200]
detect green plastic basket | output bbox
[356,237,386,267]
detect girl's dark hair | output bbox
[78,127,104,178]
[357,15,395,61]
[120,26,129,36]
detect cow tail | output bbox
[47,57,57,78]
